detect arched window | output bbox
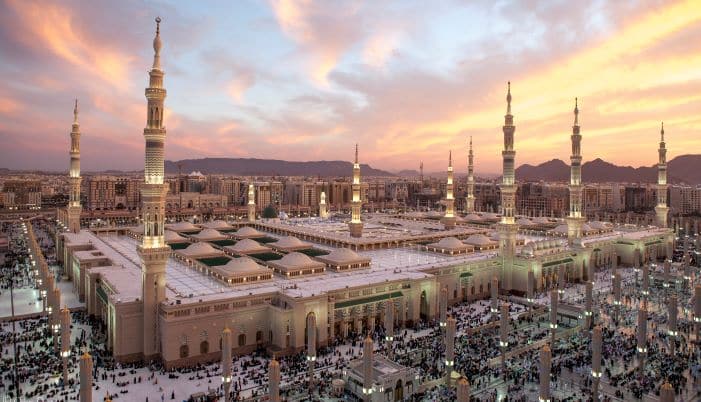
[200,340,209,355]
[179,344,189,358]
[238,333,246,347]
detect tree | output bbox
[262,204,278,219]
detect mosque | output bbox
[56,18,673,369]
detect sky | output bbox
[0,0,700,174]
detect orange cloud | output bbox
[6,0,134,90]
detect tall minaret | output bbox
[442,151,456,229]
[566,98,584,244]
[319,191,328,219]
[247,183,256,222]
[67,99,82,233]
[655,122,669,228]
[348,144,363,237]
[497,82,519,291]
[137,17,170,360]
[465,137,475,214]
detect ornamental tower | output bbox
[566,98,584,244]
[137,17,170,360]
[67,99,82,233]
[465,137,475,213]
[497,82,519,291]
[655,123,669,228]
[319,191,328,219]
[247,183,256,222]
[442,151,456,229]
[349,144,363,237]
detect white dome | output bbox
[165,230,186,242]
[222,257,267,274]
[202,220,231,229]
[182,242,219,256]
[464,214,482,221]
[279,252,315,267]
[229,238,267,253]
[465,234,493,246]
[482,213,498,220]
[533,217,551,224]
[193,228,225,240]
[325,248,362,262]
[516,218,533,226]
[553,224,569,234]
[272,236,310,249]
[236,226,263,237]
[167,221,199,231]
[436,237,465,249]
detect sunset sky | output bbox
[1,0,700,174]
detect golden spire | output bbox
[449,149,452,167]
[506,81,512,115]
[354,143,358,164]
[660,121,665,142]
[152,17,162,70]
[573,97,579,126]
[73,99,79,124]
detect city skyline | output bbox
[1,0,700,173]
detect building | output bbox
[1,180,42,210]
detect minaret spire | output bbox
[349,144,363,237]
[67,98,82,233]
[138,16,170,361]
[152,17,162,70]
[566,97,584,244]
[442,149,456,229]
[506,81,512,115]
[655,122,669,228]
[498,81,518,291]
[466,136,475,213]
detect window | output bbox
[200,340,209,355]
[238,333,246,347]
[179,344,189,358]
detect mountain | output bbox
[164,158,395,177]
[515,155,701,184]
[396,169,420,177]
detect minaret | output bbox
[566,98,585,244]
[441,150,456,229]
[655,122,669,228]
[247,183,256,222]
[349,144,363,237]
[497,82,519,291]
[465,137,475,214]
[137,17,170,360]
[319,191,328,219]
[67,99,82,233]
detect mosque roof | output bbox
[165,230,187,242]
[316,248,371,266]
[191,228,226,241]
[464,234,496,246]
[235,226,264,238]
[270,236,312,251]
[180,242,222,257]
[225,238,269,254]
[166,221,200,232]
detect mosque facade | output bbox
[56,18,673,369]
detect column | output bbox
[456,377,470,402]
[439,286,448,329]
[500,303,509,374]
[363,335,373,402]
[384,301,394,360]
[221,327,232,402]
[636,303,647,375]
[668,295,678,356]
[550,290,558,345]
[591,325,602,400]
[491,276,499,314]
[584,281,593,330]
[539,345,551,402]
[61,307,71,386]
[306,314,317,392]
[269,359,280,402]
[79,352,92,402]
[445,316,456,385]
